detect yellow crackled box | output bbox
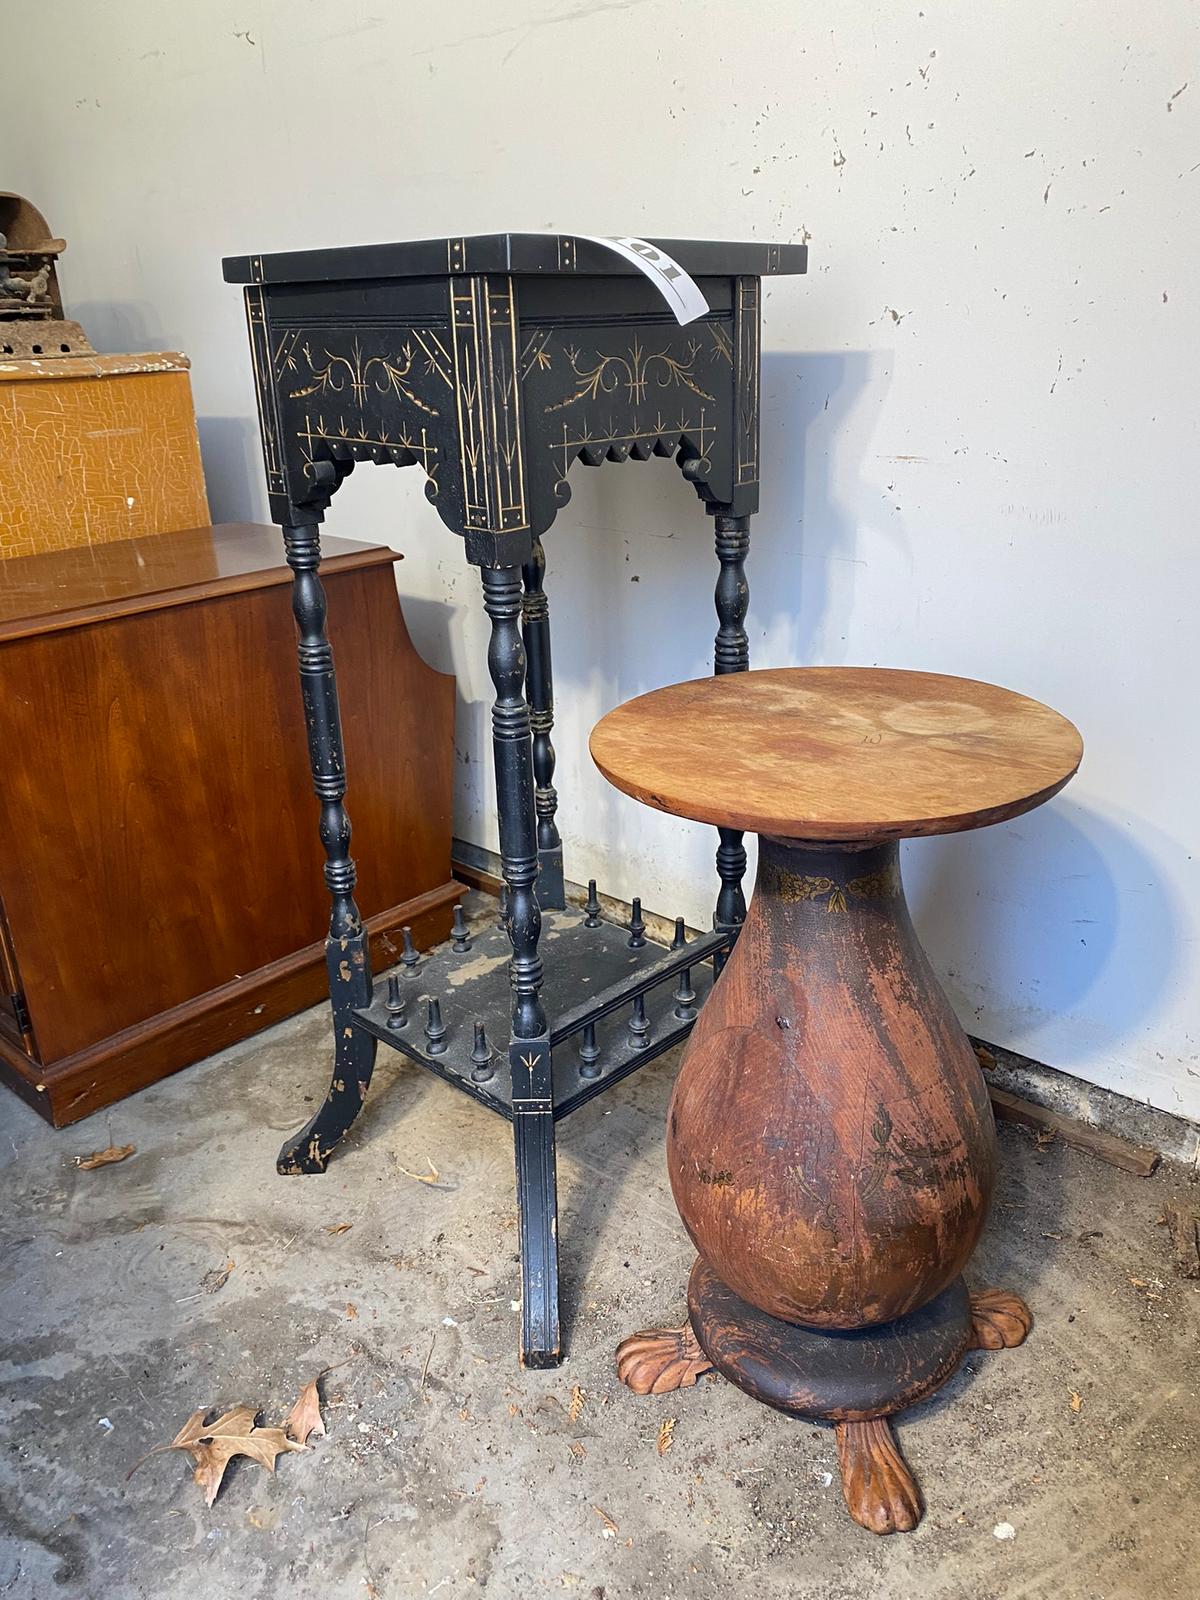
[0,351,209,559]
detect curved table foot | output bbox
[277,1019,377,1176]
[835,1417,923,1535]
[616,1322,713,1395]
[967,1288,1032,1351]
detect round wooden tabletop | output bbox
[589,667,1083,842]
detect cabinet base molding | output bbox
[0,884,459,1127]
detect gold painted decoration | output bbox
[242,273,754,539]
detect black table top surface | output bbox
[222,233,808,286]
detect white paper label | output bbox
[581,236,710,325]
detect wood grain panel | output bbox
[0,887,458,1126]
[0,521,384,638]
[591,666,1083,841]
[0,537,455,1071]
[667,839,996,1330]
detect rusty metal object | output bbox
[0,193,93,355]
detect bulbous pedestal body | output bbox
[668,837,996,1330]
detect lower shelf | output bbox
[351,904,728,1120]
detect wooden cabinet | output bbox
[0,522,460,1125]
[0,351,210,559]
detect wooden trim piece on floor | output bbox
[453,857,504,897]
[0,880,463,1129]
[987,1083,1160,1177]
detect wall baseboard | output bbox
[970,1036,1199,1171]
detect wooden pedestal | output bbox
[595,667,1082,1533]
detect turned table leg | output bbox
[522,536,564,910]
[481,565,561,1368]
[276,521,377,1176]
[711,513,751,968]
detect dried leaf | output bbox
[1130,1277,1150,1289]
[75,1143,135,1170]
[345,1303,359,1320]
[1069,1390,1083,1412]
[201,1260,235,1294]
[326,1223,353,1236]
[132,1406,306,1507]
[568,1385,585,1423]
[656,1417,676,1456]
[1034,1129,1056,1149]
[397,1158,441,1186]
[285,1378,326,1445]
[592,1504,619,1538]
[569,1441,587,1460]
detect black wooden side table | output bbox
[223,234,807,1365]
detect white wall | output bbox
[4,1,1197,1122]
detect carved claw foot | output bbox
[615,1322,713,1395]
[967,1288,1032,1351]
[834,1417,923,1535]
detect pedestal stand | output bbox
[591,666,1082,1531]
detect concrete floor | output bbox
[1,957,1197,1599]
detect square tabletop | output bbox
[222,233,808,285]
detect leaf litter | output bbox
[592,1505,619,1538]
[200,1260,235,1294]
[129,1368,337,1506]
[74,1143,135,1170]
[285,1377,328,1445]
